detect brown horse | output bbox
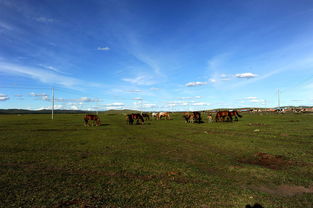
[183,112,202,123]
[228,110,242,121]
[215,111,231,122]
[142,113,150,120]
[215,110,242,122]
[126,114,134,125]
[84,114,101,126]
[127,113,144,125]
[157,112,170,120]
[183,112,194,123]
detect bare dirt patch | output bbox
[239,152,293,170]
[248,123,268,126]
[252,184,313,196]
[56,199,91,208]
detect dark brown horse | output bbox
[84,114,101,126]
[192,111,202,123]
[126,114,134,125]
[215,111,232,122]
[183,112,202,123]
[127,113,144,125]
[228,110,242,121]
[142,113,150,120]
[216,110,242,122]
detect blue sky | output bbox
[1,0,313,111]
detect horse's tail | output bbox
[237,111,242,118]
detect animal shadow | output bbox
[100,124,110,126]
[246,203,264,208]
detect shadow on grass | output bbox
[100,124,110,126]
[246,203,264,208]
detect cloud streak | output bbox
[0,94,9,101]
[97,47,110,51]
[235,73,258,79]
[185,81,208,87]
[123,75,156,86]
[35,17,54,23]
[0,61,96,90]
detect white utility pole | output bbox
[277,89,280,109]
[52,87,54,120]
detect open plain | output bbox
[0,112,313,207]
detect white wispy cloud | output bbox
[192,102,210,106]
[36,105,64,110]
[30,92,48,97]
[35,17,54,23]
[126,89,143,93]
[0,21,13,31]
[105,106,124,110]
[0,61,91,89]
[246,97,258,100]
[0,94,9,101]
[241,97,265,104]
[123,75,156,86]
[209,78,217,83]
[185,81,208,87]
[29,92,49,101]
[132,97,143,100]
[38,64,63,73]
[249,99,265,103]
[143,103,156,108]
[235,73,258,78]
[54,97,101,102]
[103,102,125,106]
[178,96,201,100]
[69,105,79,110]
[97,47,110,51]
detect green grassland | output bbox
[0,112,312,208]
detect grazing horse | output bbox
[192,111,202,123]
[183,112,202,123]
[228,110,242,121]
[126,114,134,125]
[152,112,158,120]
[215,110,242,122]
[84,114,101,126]
[183,112,194,123]
[127,113,144,125]
[215,111,232,122]
[142,113,150,120]
[157,112,171,120]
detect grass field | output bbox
[0,112,313,208]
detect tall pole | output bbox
[52,87,54,120]
[277,89,280,109]
[141,99,143,114]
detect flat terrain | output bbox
[0,112,312,208]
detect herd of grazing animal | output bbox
[83,110,242,126]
